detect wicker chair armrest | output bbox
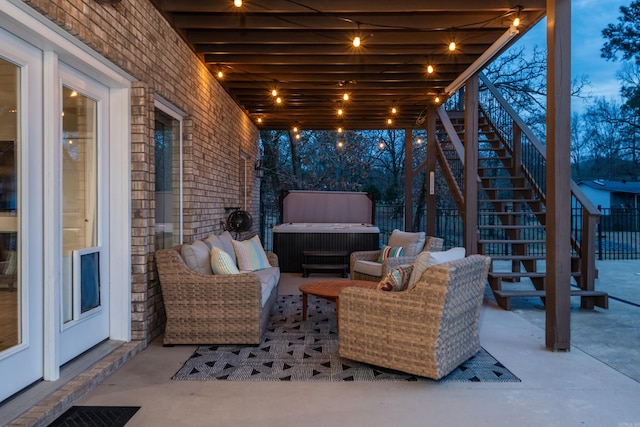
[266,252,279,267]
[350,250,381,271]
[424,236,444,252]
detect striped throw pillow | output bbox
[210,247,240,275]
[377,264,414,292]
[231,235,271,272]
[377,245,404,263]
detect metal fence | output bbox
[260,204,639,260]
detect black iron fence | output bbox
[260,203,639,260]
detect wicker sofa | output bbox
[339,254,491,379]
[155,232,279,345]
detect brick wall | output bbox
[23,0,261,343]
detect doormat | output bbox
[49,406,140,427]
[172,295,520,382]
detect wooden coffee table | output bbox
[299,279,378,328]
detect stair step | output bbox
[490,289,609,310]
[480,225,545,229]
[489,272,546,279]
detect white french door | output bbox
[56,65,110,365]
[0,28,44,403]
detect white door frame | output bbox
[0,0,132,384]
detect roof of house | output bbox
[578,179,640,195]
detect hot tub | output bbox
[273,191,380,272]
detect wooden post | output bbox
[464,76,479,255]
[426,108,437,237]
[546,0,572,351]
[404,128,413,231]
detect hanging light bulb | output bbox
[416,138,423,145]
[378,141,385,149]
[435,96,440,103]
[391,107,397,114]
[449,41,456,51]
[343,92,349,101]
[337,108,343,116]
[387,118,393,125]
[337,127,343,133]
[234,0,242,7]
[257,117,262,123]
[276,96,282,104]
[271,88,278,97]
[427,65,434,74]
[337,141,344,148]
[353,35,361,47]
[293,126,298,133]
[217,70,223,79]
[295,134,301,140]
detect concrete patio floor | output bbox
[3,260,640,426]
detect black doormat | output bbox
[172,295,520,382]
[49,406,140,427]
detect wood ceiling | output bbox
[152,0,546,130]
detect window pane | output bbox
[0,58,20,351]
[154,109,180,249]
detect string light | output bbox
[293,126,298,133]
[295,134,301,140]
[378,141,385,149]
[233,0,242,7]
[337,108,343,116]
[343,92,349,101]
[337,127,343,133]
[449,41,456,51]
[416,138,423,145]
[387,118,393,125]
[353,22,362,47]
[271,88,278,97]
[513,6,522,27]
[337,141,344,148]
[276,96,282,104]
[427,65,434,74]
[257,117,262,123]
[217,71,224,79]
[435,96,440,103]
[391,107,397,114]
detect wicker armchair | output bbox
[350,234,444,282]
[339,254,491,380]
[155,245,279,346]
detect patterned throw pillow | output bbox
[210,247,240,275]
[231,235,271,271]
[377,245,404,263]
[377,264,414,292]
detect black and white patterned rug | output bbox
[172,295,520,382]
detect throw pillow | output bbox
[377,245,404,263]
[210,247,240,275]
[232,235,270,271]
[180,240,214,275]
[377,264,414,292]
[407,247,466,289]
[387,229,426,257]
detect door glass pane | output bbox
[0,58,19,351]
[62,86,99,322]
[154,109,180,249]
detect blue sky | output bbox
[510,0,629,112]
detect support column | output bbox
[426,108,437,237]
[546,0,572,351]
[404,128,413,231]
[464,76,479,255]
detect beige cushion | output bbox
[252,266,280,306]
[210,247,240,275]
[180,240,214,275]
[388,229,426,257]
[407,247,466,289]
[232,235,271,271]
[204,234,224,251]
[352,259,383,277]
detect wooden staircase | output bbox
[435,97,608,311]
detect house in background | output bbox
[578,180,640,209]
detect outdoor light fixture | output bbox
[445,25,519,96]
[353,22,362,47]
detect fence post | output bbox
[597,205,603,261]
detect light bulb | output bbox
[416,138,423,145]
[257,118,262,123]
[391,107,397,114]
[293,126,298,133]
[276,97,282,104]
[379,142,385,149]
[217,71,223,78]
[234,0,242,7]
[513,16,520,27]
[296,134,301,140]
[353,36,361,47]
[271,89,278,97]
[343,92,349,101]
[427,65,434,74]
[449,41,456,51]
[387,118,392,125]
[435,96,440,103]
[337,108,343,116]
[337,127,343,133]
[337,141,344,148]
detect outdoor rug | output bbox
[172,295,520,382]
